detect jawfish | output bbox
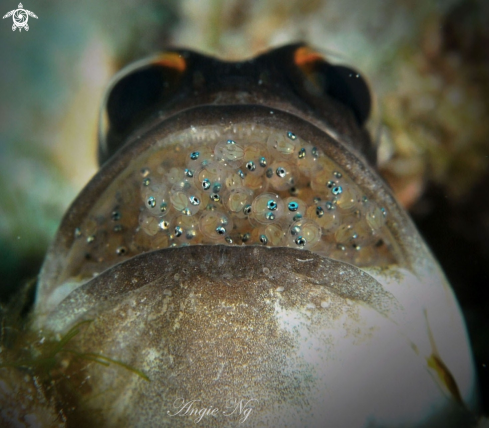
[15,44,480,426]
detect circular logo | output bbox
[13,9,27,26]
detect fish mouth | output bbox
[43,245,399,331]
[37,104,413,319]
[32,107,478,427]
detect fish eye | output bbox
[99,52,187,164]
[293,46,371,126]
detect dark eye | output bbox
[293,47,371,126]
[99,53,186,164]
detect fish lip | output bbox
[37,104,417,312]
[103,102,371,167]
[40,245,398,331]
[36,244,479,427]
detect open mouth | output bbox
[37,105,407,314]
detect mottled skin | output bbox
[44,247,398,426]
[26,44,480,426]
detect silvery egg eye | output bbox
[99,52,187,164]
[292,46,371,126]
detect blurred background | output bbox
[0,0,488,416]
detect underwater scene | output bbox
[0,0,488,426]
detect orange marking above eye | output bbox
[294,47,326,93]
[294,46,324,74]
[153,52,186,73]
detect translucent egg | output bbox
[173,215,200,243]
[244,173,269,193]
[242,143,270,176]
[268,161,298,191]
[139,212,161,236]
[187,147,214,170]
[131,227,169,252]
[263,223,285,245]
[224,172,244,191]
[225,188,254,218]
[295,144,322,176]
[282,197,307,223]
[158,217,173,233]
[250,223,285,246]
[195,162,230,193]
[305,204,341,233]
[335,223,358,244]
[349,219,377,247]
[199,211,233,242]
[287,219,322,249]
[166,167,189,186]
[267,132,297,159]
[214,140,244,166]
[141,183,172,216]
[365,202,387,231]
[310,158,338,192]
[170,184,203,216]
[251,193,285,224]
[334,183,361,212]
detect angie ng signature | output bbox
[167,397,257,424]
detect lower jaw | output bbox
[36,246,477,428]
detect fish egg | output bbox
[287,219,322,249]
[268,161,297,191]
[267,132,297,158]
[251,193,285,224]
[214,140,244,166]
[199,211,233,241]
